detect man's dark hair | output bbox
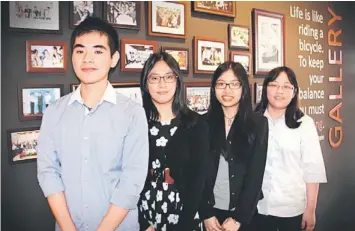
[70,16,120,75]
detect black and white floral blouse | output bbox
[138,117,202,231]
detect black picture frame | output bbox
[69,1,101,28]
[103,1,140,30]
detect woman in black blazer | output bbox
[137,51,209,231]
[201,61,269,231]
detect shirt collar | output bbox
[68,82,117,106]
[264,108,285,122]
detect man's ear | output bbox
[111,51,120,68]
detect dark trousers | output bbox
[203,208,258,231]
[30,102,35,114]
[38,104,43,114]
[250,213,303,231]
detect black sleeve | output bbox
[199,150,216,220]
[138,207,151,231]
[178,120,210,230]
[233,116,269,225]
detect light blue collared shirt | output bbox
[37,82,149,231]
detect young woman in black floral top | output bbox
[137,51,209,231]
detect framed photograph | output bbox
[7,127,40,165]
[69,1,99,27]
[114,83,142,105]
[254,82,263,104]
[185,82,211,115]
[8,1,61,33]
[18,84,64,121]
[192,1,236,18]
[26,40,68,73]
[71,82,142,105]
[148,1,187,39]
[230,51,251,74]
[162,47,189,73]
[229,24,250,49]
[121,39,158,72]
[104,1,140,30]
[194,36,226,74]
[253,9,285,75]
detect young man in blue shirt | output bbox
[37,17,149,231]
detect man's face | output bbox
[72,31,119,85]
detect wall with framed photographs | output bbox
[1,2,355,231]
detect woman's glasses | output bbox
[215,81,242,90]
[147,74,177,84]
[267,82,294,91]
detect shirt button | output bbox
[232,192,235,196]
[84,158,88,162]
[229,141,231,144]
[230,158,234,161]
[231,174,235,178]
[84,180,88,184]
[84,136,89,140]
[84,204,88,208]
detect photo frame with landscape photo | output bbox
[253,9,285,75]
[26,40,68,73]
[185,82,211,115]
[162,47,189,73]
[192,1,236,18]
[69,1,100,28]
[71,82,142,105]
[104,1,140,29]
[148,1,187,39]
[18,84,64,121]
[121,39,158,72]
[8,1,61,33]
[229,24,250,49]
[194,36,226,74]
[7,127,40,165]
[230,51,251,74]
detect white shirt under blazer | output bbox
[257,110,327,217]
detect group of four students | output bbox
[37,17,327,231]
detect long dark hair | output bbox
[255,66,304,128]
[208,61,254,153]
[140,51,188,122]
